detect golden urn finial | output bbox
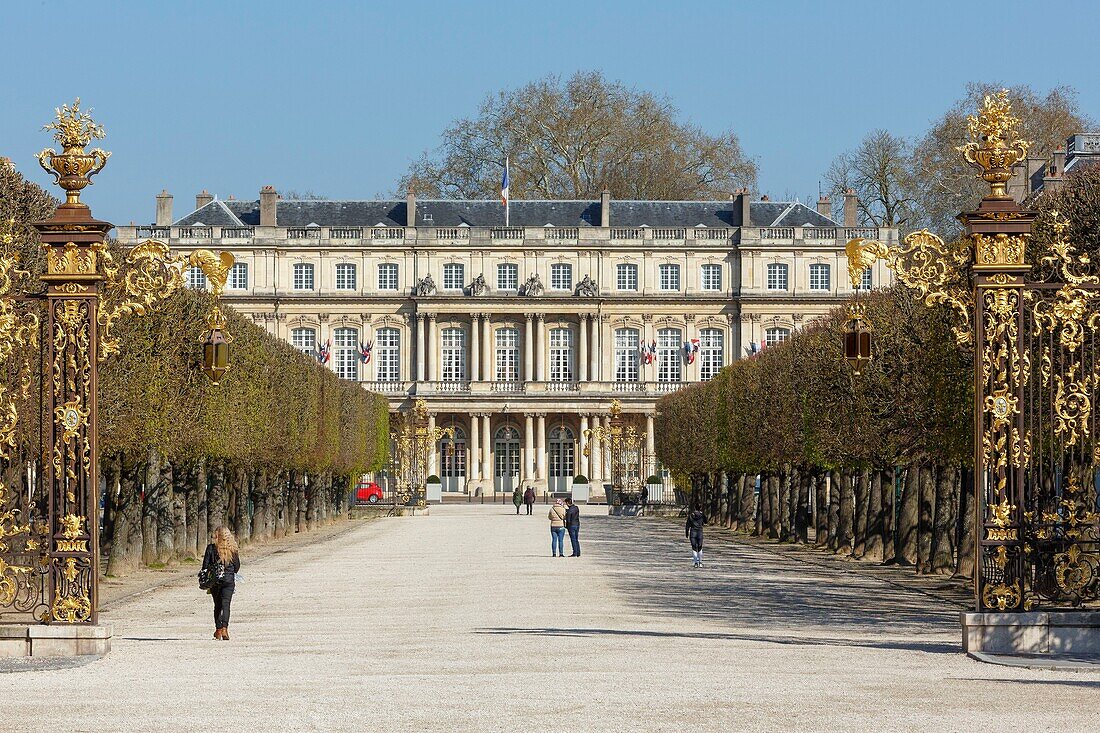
[957,90,1030,200]
[36,98,111,207]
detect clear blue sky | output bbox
[3,0,1097,226]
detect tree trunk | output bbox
[753,474,764,537]
[795,469,810,543]
[881,467,896,564]
[106,454,143,576]
[930,465,958,574]
[778,468,792,541]
[737,474,753,532]
[196,460,209,549]
[827,470,840,551]
[896,465,919,565]
[767,474,780,540]
[853,468,869,558]
[864,469,884,562]
[815,470,829,547]
[917,465,935,573]
[235,467,251,543]
[837,470,854,555]
[155,459,175,564]
[183,463,199,558]
[99,457,119,559]
[209,461,228,533]
[141,449,159,566]
[955,466,976,581]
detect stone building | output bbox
[116,188,896,497]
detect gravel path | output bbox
[5,504,1099,732]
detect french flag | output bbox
[501,157,510,226]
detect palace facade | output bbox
[117,188,896,497]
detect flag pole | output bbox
[504,156,510,227]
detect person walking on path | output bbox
[512,486,523,515]
[686,509,706,568]
[548,498,567,557]
[564,497,581,557]
[202,526,241,640]
[523,485,536,515]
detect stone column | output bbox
[482,315,492,381]
[536,414,547,480]
[482,414,493,493]
[536,315,546,382]
[591,315,603,382]
[427,314,438,382]
[523,313,534,382]
[579,414,591,479]
[471,315,481,384]
[428,413,438,476]
[578,315,589,382]
[416,314,426,382]
[469,412,481,483]
[645,413,656,477]
[524,413,535,481]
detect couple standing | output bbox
[548,498,580,557]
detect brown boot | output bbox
[221,627,230,641]
[214,628,223,640]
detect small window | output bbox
[550,263,573,290]
[765,327,790,347]
[227,262,248,290]
[293,263,315,290]
[443,263,465,291]
[859,267,873,291]
[766,263,788,291]
[616,264,638,291]
[290,327,317,355]
[809,263,831,291]
[497,263,519,291]
[335,263,357,291]
[186,267,208,290]
[658,264,680,291]
[441,327,466,383]
[701,264,722,292]
[377,263,399,291]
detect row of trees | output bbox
[1,162,389,577]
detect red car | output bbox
[356,480,383,504]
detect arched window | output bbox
[699,328,724,381]
[495,327,518,382]
[765,327,790,347]
[441,327,466,382]
[290,327,316,356]
[334,327,359,381]
[657,328,682,383]
[615,328,640,382]
[376,327,400,382]
[549,328,573,382]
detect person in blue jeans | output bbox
[564,497,581,557]
[548,499,567,557]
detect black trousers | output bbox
[213,581,235,628]
[689,529,704,552]
[567,525,580,556]
[525,502,533,515]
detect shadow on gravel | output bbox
[586,516,960,643]
[957,678,1100,689]
[475,626,957,654]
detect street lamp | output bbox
[843,301,873,376]
[392,399,453,507]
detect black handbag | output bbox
[198,550,226,590]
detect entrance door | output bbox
[494,426,520,494]
[439,427,466,492]
[548,426,575,494]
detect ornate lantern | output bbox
[202,306,231,384]
[843,302,872,376]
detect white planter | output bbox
[571,483,590,502]
[426,482,443,503]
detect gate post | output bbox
[960,93,1036,612]
[32,102,112,624]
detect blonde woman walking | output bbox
[201,526,241,640]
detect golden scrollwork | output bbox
[844,237,890,288]
[55,398,90,444]
[1033,211,1100,351]
[892,230,972,345]
[36,99,110,207]
[982,580,1022,611]
[989,497,1016,528]
[99,239,185,359]
[51,592,92,624]
[957,89,1030,199]
[0,557,33,606]
[973,233,1028,267]
[1053,544,1097,596]
[1051,364,1093,447]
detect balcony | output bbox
[288,228,321,240]
[437,228,471,240]
[652,228,685,240]
[490,380,524,394]
[221,227,254,239]
[136,226,170,239]
[490,227,524,240]
[693,228,731,240]
[331,228,362,239]
[178,227,213,239]
[610,228,640,240]
[545,228,579,240]
[362,380,412,395]
[651,381,687,394]
[546,381,579,392]
[371,228,405,240]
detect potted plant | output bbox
[425,474,443,503]
[571,474,590,503]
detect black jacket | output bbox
[203,543,241,583]
[685,511,705,536]
[564,505,580,527]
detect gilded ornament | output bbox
[844,237,889,288]
[957,89,1030,199]
[1053,544,1096,596]
[989,497,1016,528]
[36,99,110,207]
[59,514,85,540]
[1051,364,1093,447]
[982,580,1022,611]
[55,398,90,443]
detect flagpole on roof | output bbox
[502,156,510,228]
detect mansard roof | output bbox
[172,198,840,228]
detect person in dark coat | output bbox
[512,487,523,514]
[564,497,581,557]
[685,509,706,568]
[202,526,241,640]
[523,486,536,515]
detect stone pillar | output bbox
[645,413,656,477]
[155,190,173,226]
[416,314,426,382]
[536,414,547,480]
[579,414,591,479]
[406,188,416,227]
[469,412,481,483]
[600,189,611,227]
[524,413,535,481]
[260,185,278,227]
[427,314,438,382]
[482,414,493,494]
[428,413,438,476]
[471,315,481,384]
[535,315,546,382]
[578,315,589,382]
[482,315,492,381]
[524,313,534,382]
[590,315,601,382]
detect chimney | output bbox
[843,188,858,227]
[195,189,213,210]
[600,190,611,227]
[406,188,416,227]
[1051,146,1066,177]
[760,194,770,202]
[260,185,278,227]
[155,189,173,227]
[735,187,751,226]
[816,194,831,220]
